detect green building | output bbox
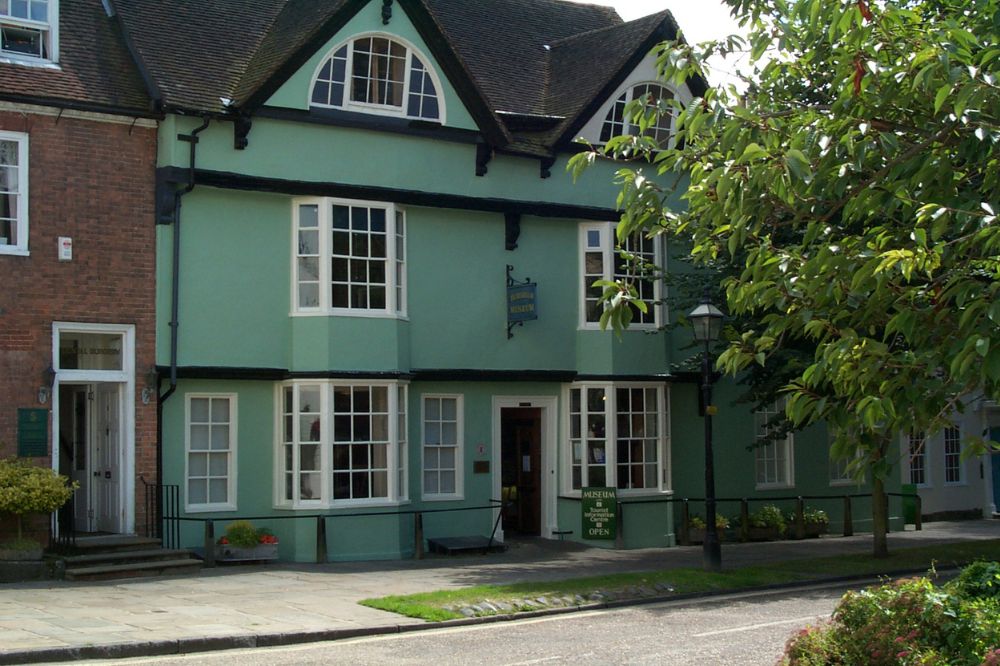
[113,0,897,561]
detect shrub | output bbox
[783,568,1000,665]
[748,504,786,532]
[0,457,77,541]
[218,521,279,547]
[802,507,829,524]
[221,520,260,548]
[689,514,730,530]
[947,560,1000,601]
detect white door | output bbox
[94,384,122,533]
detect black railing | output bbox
[560,491,922,549]
[51,492,77,551]
[141,478,180,548]
[155,500,503,566]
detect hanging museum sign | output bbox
[506,265,538,338]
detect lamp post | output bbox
[689,295,724,572]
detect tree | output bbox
[571,0,1000,557]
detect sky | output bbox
[567,0,748,87]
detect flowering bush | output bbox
[802,508,829,525]
[217,520,278,548]
[748,504,786,532]
[689,514,730,530]
[783,567,1000,665]
[0,457,77,541]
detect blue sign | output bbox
[507,283,538,323]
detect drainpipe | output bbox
[154,117,210,536]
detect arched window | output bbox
[599,83,674,145]
[310,35,443,122]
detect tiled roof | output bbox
[0,0,152,115]
[110,0,695,151]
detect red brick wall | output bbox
[0,109,157,540]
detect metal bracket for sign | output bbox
[506,264,535,339]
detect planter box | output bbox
[686,527,728,545]
[214,543,279,562]
[804,522,828,538]
[744,525,783,542]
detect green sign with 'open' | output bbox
[582,487,616,540]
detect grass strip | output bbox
[359,539,1000,622]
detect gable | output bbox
[574,52,694,146]
[265,1,477,131]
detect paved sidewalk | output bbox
[1,520,998,663]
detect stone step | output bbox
[61,548,193,568]
[63,558,202,582]
[67,535,163,554]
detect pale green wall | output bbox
[669,381,905,534]
[156,186,668,372]
[159,115,649,212]
[266,1,478,132]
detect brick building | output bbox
[0,1,158,541]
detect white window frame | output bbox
[562,383,671,497]
[274,380,409,509]
[754,400,795,490]
[184,393,238,512]
[421,394,464,501]
[598,81,677,147]
[292,197,407,318]
[906,430,930,488]
[308,32,446,123]
[943,425,964,486]
[0,130,28,256]
[578,222,661,330]
[827,434,863,487]
[0,0,58,64]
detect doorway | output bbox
[58,383,123,533]
[501,407,542,536]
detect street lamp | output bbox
[689,294,724,572]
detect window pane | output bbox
[208,479,228,504]
[188,480,207,505]
[210,425,229,451]
[208,452,228,476]
[190,425,209,451]
[189,453,207,477]
[210,399,229,423]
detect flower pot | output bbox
[745,525,782,541]
[804,521,828,538]
[686,527,727,545]
[214,543,279,562]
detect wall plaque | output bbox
[17,408,49,457]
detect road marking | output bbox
[692,615,824,637]
[506,656,567,665]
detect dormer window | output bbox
[599,83,674,146]
[311,34,443,122]
[1,0,57,61]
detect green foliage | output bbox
[947,560,1000,600]
[222,520,260,548]
[748,504,787,531]
[791,507,829,525]
[783,569,1000,665]
[0,457,77,540]
[690,513,730,530]
[569,0,1000,554]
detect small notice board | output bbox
[582,486,617,540]
[17,408,49,457]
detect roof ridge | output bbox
[546,9,671,48]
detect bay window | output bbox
[278,381,408,508]
[294,198,406,316]
[566,383,669,494]
[580,222,660,328]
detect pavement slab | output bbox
[0,520,997,664]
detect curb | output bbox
[0,566,961,665]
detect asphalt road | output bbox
[80,585,851,666]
